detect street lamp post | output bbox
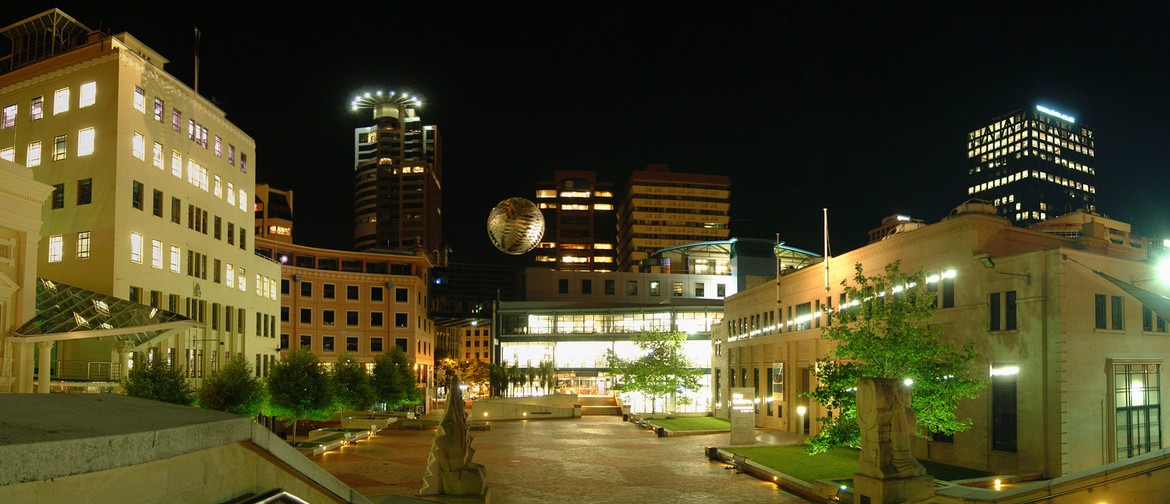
[796,405,807,442]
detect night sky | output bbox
[13,2,1170,264]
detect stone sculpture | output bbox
[419,371,488,500]
[853,377,933,503]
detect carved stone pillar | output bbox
[852,377,934,503]
[36,341,53,393]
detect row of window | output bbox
[284,307,413,329]
[122,179,249,250]
[1,83,96,131]
[0,128,95,165]
[288,281,410,303]
[136,131,249,214]
[117,232,276,300]
[131,86,247,172]
[555,278,728,297]
[1095,294,1170,333]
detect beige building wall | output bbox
[720,208,1168,478]
[458,325,491,363]
[0,159,53,392]
[0,22,280,387]
[258,239,436,398]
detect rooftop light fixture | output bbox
[976,254,1031,285]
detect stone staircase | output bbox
[577,395,622,416]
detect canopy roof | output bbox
[12,278,200,350]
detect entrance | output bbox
[557,371,613,395]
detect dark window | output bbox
[371,287,384,302]
[214,216,221,239]
[1112,295,1124,330]
[280,334,289,350]
[171,197,181,224]
[281,279,290,295]
[582,279,592,294]
[300,281,312,297]
[1005,291,1017,330]
[323,309,335,326]
[396,288,408,302]
[942,275,956,308]
[322,336,334,352]
[604,279,615,295]
[300,335,311,349]
[280,306,289,322]
[152,189,163,217]
[395,312,408,328]
[717,284,726,297]
[346,337,359,352]
[77,178,92,205]
[558,279,568,294]
[323,284,335,299]
[371,312,384,327]
[132,181,144,210]
[371,338,384,353]
[1096,294,1108,329]
[989,293,1001,331]
[395,338,408,351]
[991,365,1017,452]
[227,222,234,245]
[627,280,638,296]
[347,285,359,301]
[346,311,359,326]
[300,308,312,324]
[51,184,64,209]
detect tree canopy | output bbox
[197,354,265,416]
[122,355,194,406]
[607,329,703,413]
[805,261,984,454]
[334,352,376,412]
[372,346,422,410]
[266,348,335,439]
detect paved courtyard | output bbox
[314,415,810,503]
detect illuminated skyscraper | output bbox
[351,91,442,255]
[966,105,1097,226]
[533,170,617,271]
[616,164,731,272]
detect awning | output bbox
[11,278,201,351]
[1095,271,1170,322]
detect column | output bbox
[36,341,53,393]
[17,341,34,393]
[118,341,133,381]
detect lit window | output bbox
[226,263,234,288]
[76,231,90,259]
[132,132,145,160]
[227,183,235,205]
[562,204,589,210]
[536,190,556,198]
[227,144,235,165]
[80,82,97,108]
[30,96,43,120]
[132,86,144,112]
[595,257,614,263]
[1,104,15,129]
[171,151,181,178]
[152,142,163,169]
[78,127,95,156]
[151,240,162,269]
[26,141,41,167]
[169,245,180,273]
[130,233,143,264]
[214,136,222,157]
[48,235,63,262]
[595,190,613,197]
[213,175,222,197]
[153,98,163,121]
[0,147,12,162]
[593,203,613,210]
[238,189,246,211]
[53,88,70,115]
[594,243,613,250]
[238,267,246,292]
[560,191,591,198]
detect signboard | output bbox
[729,387,756,445]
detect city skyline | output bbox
[12,2,1170,263]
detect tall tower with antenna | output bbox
[351,90,443,255]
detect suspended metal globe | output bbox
[487,197,545,255]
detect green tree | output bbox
[538,359,556,394]
[197,354,265,416]
[334,352,375,413]
[123,355,194,405]
[509,362,522,397]
[804,261,985,454]
[266,348,335,440]
[487,363,507,398]
[372,347,421,410]
[606,329,703,413]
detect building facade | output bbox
[351,91,442,254]
[616,164,731,272]
[717,203,1168,478]
[533,170,617,271]
[0,158,52,392]
[254,183,293,243]
[457,325,492,363]
[967,105,1097,226]
[255,238,436,402]
[0,9,281,388]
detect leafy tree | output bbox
[266,348,335,440]
[487,363,507,398]
[334,352,375,412]
[509,362,522,397]
[538,359,556,394]
[606,329,703,413]
[123,354,194,406]
[804,261,985,454]
[372,347,421,410]
[198,354,265,416]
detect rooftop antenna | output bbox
[193,27,200,95]
[823,208,831,292]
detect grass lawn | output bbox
[721,445,994,483]
[652,416,731,431]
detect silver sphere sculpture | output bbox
[487,197,545,255]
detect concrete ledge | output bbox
[708,447,823,503]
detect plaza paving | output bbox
[314,415,811,503]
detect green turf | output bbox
[651,416,731,431]
[721,445,995,484]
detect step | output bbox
[581,405,622,416]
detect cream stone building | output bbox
[0,158,52,392]
[255,238,436,403]
[716,203,1169,478]
[0,9,280,389]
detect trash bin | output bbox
[706,446,719,461]
[657,427,666,437]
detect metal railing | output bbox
[55,360,121,381]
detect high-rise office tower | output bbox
[616,164,731,272]
[351,91,442,255]
[255,183,293,244]
[533,170,617,271]
[966,105,1097,226]
[0,9,281,388]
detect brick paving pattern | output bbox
[314,415,810,503]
